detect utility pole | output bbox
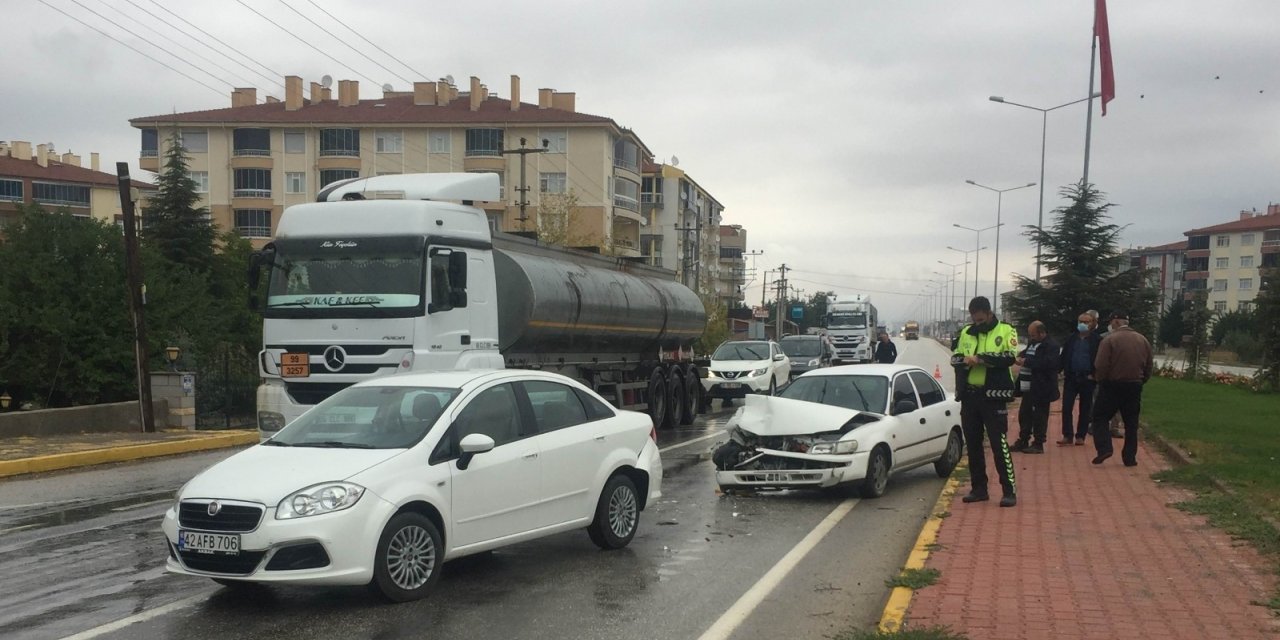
[501,137,548,232]
[116,163,155,433]
[774,263,790,339]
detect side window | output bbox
[574,387,617,420]
[892,374,918,413]
[435,384,523,461]
[523,380,589,433]
[908,371,946,407]
[428,247,468,312]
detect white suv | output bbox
[702,340,791,402]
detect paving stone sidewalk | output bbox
[907,400,1280,639]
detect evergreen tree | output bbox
[1183,291,1214,379]
[142,134,215,271]
[1157,297,1188,348]
[1003,183,1158,339]
[1254,268,1280,390]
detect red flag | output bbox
[1095,0,1115,115]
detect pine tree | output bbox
[142,134,215,271]
[1254,267,1280,390]
[1004,183,1158,339]
[1157,297,1187,349]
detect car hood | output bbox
[180,444,405,504]
[711,359,770,371]
[731,395,868,436]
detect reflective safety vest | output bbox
[952,321,1018,399]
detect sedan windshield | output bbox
[781,339,823,358]
[712,342,770,361]
[269,386,460,449]
[779,375,888,413]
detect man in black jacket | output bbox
[1013,321,1060,454]
[873,332,898,364]
[1058,311,1103,446]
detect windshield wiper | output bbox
[326,300,380,307]
[262,439,291,447]
[293,441,376,449]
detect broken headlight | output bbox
[809,439,858,455]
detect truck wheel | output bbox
[647,369,669,429]
[680,368,698,424]
[663,370,680,430]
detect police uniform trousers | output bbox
[960,389,1017,497]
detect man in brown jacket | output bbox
[1090,310,1154,466]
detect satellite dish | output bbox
[670,155,679,167]
[321,75,333,88]
[445,74,454,85]
[382,83,394,92]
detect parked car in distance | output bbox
[780,335,836,379]
[702,340,791,402]
[162,369,662,603]
[712,364,962,498]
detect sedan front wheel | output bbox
[859,447,890,499]
[369,512,443,603]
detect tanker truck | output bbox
[249,173,706,438]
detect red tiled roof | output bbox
[1186,213,1280,236]
[130,95,617,127]
[0,155,154,189]
[642,160,663,173]
[1134,240,1188,253]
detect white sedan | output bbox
[162,369,663,602]
[712,364,962,498]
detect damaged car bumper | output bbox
[715,449,869,490]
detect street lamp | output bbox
[989,93,1101,282]
[937,260,965,325]
[946,245,985,309]
[165,346,181,372]
[0,391,10,411]
[952,223,1001,311]
[965,180,1036,315]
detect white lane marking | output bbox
[659,430,725,454]
[0,524,38,535]
[696,497,860,640]
[110,499,172,512]
[61,593,206,640]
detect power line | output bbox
[37,0,226,98]
[131,0,286,92]
[235,0,384,87]
[305,0,430,80]
[277,0,413,85]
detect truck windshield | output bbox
[265,237,425,318]
[267,385,460,449]
[828,311,867,328]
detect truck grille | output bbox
[266,344,410,356]
[179,501,264,533]
[285,382,352,405]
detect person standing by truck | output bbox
[873,332,898,363]
[951,296,1019,507]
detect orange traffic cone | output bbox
[933,365,943,380]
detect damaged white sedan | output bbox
[713,364,963,498]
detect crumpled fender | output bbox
[731,395,868,436]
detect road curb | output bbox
[878,472,961,633]
[0,431,259,479]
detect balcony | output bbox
[641,193,663,205]
[233,148,271,157]
[140,149,158,157]
[1181,270,1208,281]
[233,189,271,199]
[613,195,640,213]
[465,148,502,158]
[319,148,359,157]
[1185,249,1211,259]
[1261,239,1280,254]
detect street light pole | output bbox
[946,245,983,310]
[952,224,1000,311]
[938,260,965,325]
[965,180,1035,316]
[989,93,1100,281]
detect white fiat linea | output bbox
[162,369,663,602]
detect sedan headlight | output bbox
[810,440,858,455]
[750,367,769,377]
[276,482,366,520]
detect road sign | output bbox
[791,304,804,320]
[752,306,769,319]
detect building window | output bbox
[1240,278,1253,290]
[376,130,403,153]
[32,181,90,207]
[284,130,305,154]
[286,172,306,194]
[613,177,639,211]
[1213,279,1228,292]
[232,128,271,156]
[720,247,744,260]
[319,169,359,188]
[1216,235,1230,247]
[189,171,209,193]
[541,129,567,153]
[233,168,271,198]
[1240,301,1254,312]
[0,178,22,202]
[1241,233,1255,246]
[1241,255,1254,268]
[429,131,451,153]
[465,128,504,157]
[234,209,272,238]
[181,130,208,153]
[141,128,159,157]
[1215,257,1229,269]
[319,128,360,157]
[539,172,566,194]
[1213,300,1227,312]
[613,138,639,172]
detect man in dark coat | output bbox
[1058,311,1103,445]
[1012,320,1060,454]
[873,332,897,364]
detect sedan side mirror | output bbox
[773,354,785,362]
[893,400,918,415]
[456,433,495,470]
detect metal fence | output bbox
[195,346,258,430]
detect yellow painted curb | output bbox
[0,431,259,479]
[878,471,962,633]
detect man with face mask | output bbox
[951,296,1019,507]
[1058,311,1103,446]
[1090,311,1154,466]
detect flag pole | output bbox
[1082,1,1098,187]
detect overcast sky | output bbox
[7,0,1280,327]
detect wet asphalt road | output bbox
[0,340,955,640]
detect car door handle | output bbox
[523,452,539,460]
[594,435,606,441]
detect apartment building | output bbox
[1128,240,1187,311]
[639,162,726,297]
[129,75,652,252]
[0,140,153,228]
[718,225,748,308]
[1182,205,1280,312]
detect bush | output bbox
[1222,330,1262,365]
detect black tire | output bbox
[859,447,890,499]
[934,428,963,478]
[587,474,640,550]
[663,370,680,430]
[369,512,444,603]
[647,369,669,430]
[680,367,698,425]
[767,377,777,396]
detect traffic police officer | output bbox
[951,296,1018,507]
